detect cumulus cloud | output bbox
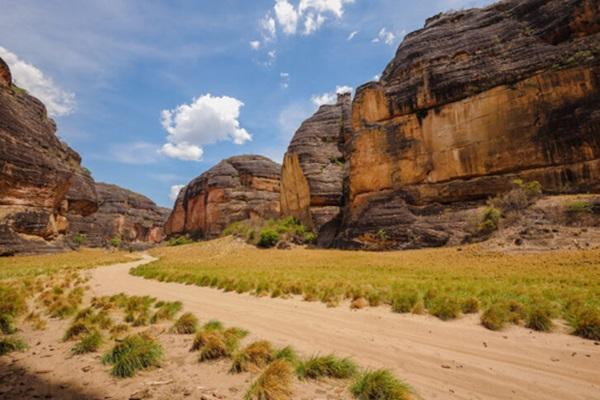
[372,27,396,45]
[260,14,277,41]
[0,46,75,117]
[262,0,354,37]
[160,94,252,162]
[169,184,186,201]
[311,85,352,107]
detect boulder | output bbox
[165,155,281,239]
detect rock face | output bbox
[280,93,352,241]
[67,183,170,248]
[332,0,600,248]
[165,155,281,239]
[0,57,98,254]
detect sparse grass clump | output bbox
[0,336,27,356]
[571,308,600,340]
[244,359,294,400]
[428,296,461,321]
[64,321,93,341]
[198,333,229,362]
[102,333,162,378]
[481,304,508,331]
[461,297,480,314]
[171,312,198,334]
[296,354,357,380]
[231,340,274,373]
[350,369,412,400]
[151,301,182,323]
[72,331,103,355]
[391,289,419,314]
[526,305,553,332]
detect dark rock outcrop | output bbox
[165,155,281,239]
[67,183,170,248]
[0,57,98,254]
[336,0,600,249]
[280,93,351,241]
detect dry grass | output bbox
[244,359,294,400]
[138,238,600,337]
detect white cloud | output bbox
[275,0,299,35]
[280,72,290,89]
[298,0,354,17]
[169,184,186,202]
[373,28,396,46]
[0,46,75,117]
[250,40,261,50]
[311,85,353,107]
[110,142,160,165]
[260,14,277,41]
[347,30,358,40]
[160,94,252,162]
[303,13,326,35]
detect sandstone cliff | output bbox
[0,57,98,255]
[280,93,351,242]
[67,183,170,248]
[335,0,600,248]
[165,155,281,239]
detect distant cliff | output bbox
[0,57,98,255]
[67,183,169,248]
[165,155,281,239]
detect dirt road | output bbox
[89,255,600,400]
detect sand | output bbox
[81,255,600,400]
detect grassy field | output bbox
[137,238,600,338]
[0,249,138,281]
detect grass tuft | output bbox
[72,331,103,355]
[102,333,162,378]
[231,340,274,373]
[428,296,461,321]
[0,337,27,356]
[572,308,600,340]
[391,289,419,314]
[244,359,294,400]
[350,369,412,400]
[296,354,357,380]
[171,312,198,334]
[198,333,229,362]
[526,305,553,332]
[481,304,508,331]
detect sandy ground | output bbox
[82,255,600,400]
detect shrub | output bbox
[481,304,508,331]
[565,201,592,215]
[296,354,357,380]
[73,233,87,247]
[428,296,461,321]
[110,235,122,248]
[461,297,480,314]
[72,331,103,355]
[572,308,600,340]
[391,290,419,314]
[167,236,194,247]
[526,305,553,332]
[0,337,27,356]
[171,312,198,334]
[102,333,163,378]
[350,369,412,400]
[0,314,16,334]
[303,232,317,243]
[377,229,388,241]
[258,229,280,248]
[244,359,294,400]
[230,340,274,373]
[478,207,501,234]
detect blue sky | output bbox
[0,0,494,207]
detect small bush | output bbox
[565,201,592,215]
[102,333,163,378]
[0,314,16,334]
[391,290,419,314]
[478,207,501,234]
[350,369,412,400]
[296,354,357,380]
[72,331,103,355]
[167,236,194,247]
[230,340,274,373]
[481,304,508,331]
[0,337,27,356]
[461,297,480,314]
[244,359,294,400]
[110,235,122,248]
[258,229,280,248]
[171,312,198,334]
[73,233,87,247]
[572,308,600,340]
[203,319,224,331]
[428,296,461,321]
[526,305,553,332]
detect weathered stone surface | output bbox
[67,183,169,248]
[0,57,98,254]
[280,93,351,238]
[335,0,600,249]
[165,155,281,239]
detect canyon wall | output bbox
[280,93,351,243]
[67,183,170,248]
[0,57,98,254]
[165,155,281,239]
[335,0,600,249]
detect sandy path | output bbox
[89,255,600,400]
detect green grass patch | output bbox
[350,369,412,400]
[102,333,162,378]
[296,354,358,380]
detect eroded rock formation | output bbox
[280,93,351,241]
[335,0,600,248]
[0,57,98,254]
[67,183,170,248]
[165,155,281,239]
